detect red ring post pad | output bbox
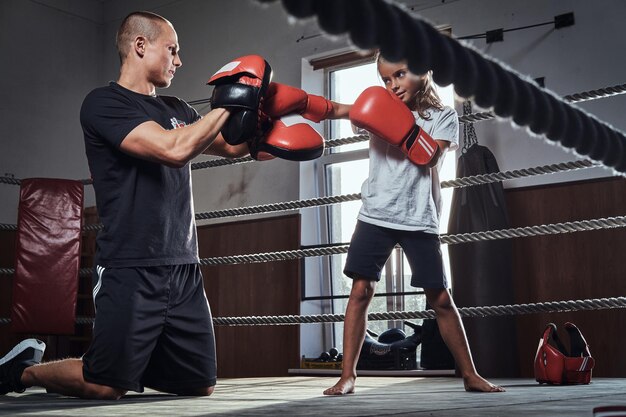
[11,179,84,334]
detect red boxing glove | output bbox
[248,120,325,161]
[264,82,333,123]
[349,86,441,167]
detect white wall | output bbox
[0,0,104,223]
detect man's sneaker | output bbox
[0,339,46,395]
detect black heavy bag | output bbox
[447,141,519,377]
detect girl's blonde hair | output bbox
[376,53,444,120]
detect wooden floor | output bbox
[1,377,625,416]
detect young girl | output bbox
[323,55,504,395]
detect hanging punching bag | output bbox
[447,101,519,377]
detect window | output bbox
[303,54,457,359]
[328,62,377,152]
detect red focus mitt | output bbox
[208,55,272,145]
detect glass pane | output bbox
[329,63,379,151]
[325,159,368,303]
[433,83,456,282]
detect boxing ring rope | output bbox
[194,215,626,266]
[0,177,20,185]
[190,83,626,124]
[457,83,626,124]
[195,159,598,220]
[0,296,624,326]
[0,158,602,232]
[0,81,623,186]
[190,82,626,115]
[440,159,598,188]
[0,223,18,232]
[201,297,626,326]
[0,213,625,275]
[189,82,626,128]
[190,76,626,170]
[259,0,626,175]
[562,84,626,104]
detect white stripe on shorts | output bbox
[93,265,105,311]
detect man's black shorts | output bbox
[344,220,448,289]
[83,264,216,392]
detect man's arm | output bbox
[119,108,232,167]
[203,133,250,158]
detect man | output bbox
[0,11,249,400]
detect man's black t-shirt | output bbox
[80,82,201,267]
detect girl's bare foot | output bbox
[464,374,505,392]
[323,377,356,395]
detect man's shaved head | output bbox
[116,11,170,63]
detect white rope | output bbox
[1,296,623,326]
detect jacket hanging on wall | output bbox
[447,101,519,377]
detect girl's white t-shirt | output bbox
[358,105,459,233]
